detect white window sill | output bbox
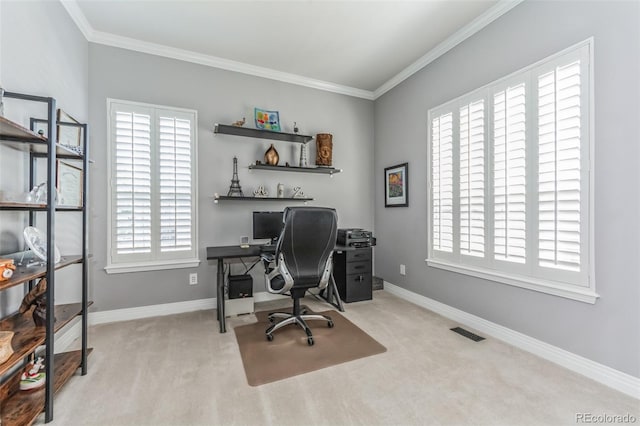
[105,258,201,274]
[425,259,599,304]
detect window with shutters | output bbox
[427,39,595,303]
[106,99,199,273]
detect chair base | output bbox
[265,308,333,346]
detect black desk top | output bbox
[206,243,358,260]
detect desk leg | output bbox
[320,272,344,312]
[217,258,226,333]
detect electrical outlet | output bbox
[400,264,406,276]
[189,273,198,285]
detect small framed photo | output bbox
[56,109,82,147]
[384,162,409,207]
[56,160,83,207]
[254,107,281,132]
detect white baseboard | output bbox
[55,291,287,350]
[383,281,640,399]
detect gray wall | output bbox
[0,0,88,311]
[374,0,640,377]
[88,44,374,312]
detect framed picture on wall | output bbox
[56,109,82,148]
[384,162,409,207]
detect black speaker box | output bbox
[228,274,253,299]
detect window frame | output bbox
[426,38,597,303]
[105,98,200,274]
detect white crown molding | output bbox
[60,0,523,101]
[373,0,525,99]
[383,282,640,399]
[60,0,94,41]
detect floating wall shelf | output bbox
[214,123,313,144]
[248,164,341,175]
[214,195,313,203]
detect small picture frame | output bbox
[56,109,82,147]
[254,108,281,132]
[56,160,83,207]
[384,162,409,207]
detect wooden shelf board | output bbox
[248,164,341,174]
[0,116,45,143]
[214,196,313,202]
[0,302,92,377]
[0,255,83,292]
[214,123,313,144]
[0,202,47,211]
[0,349,93,426]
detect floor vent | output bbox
[450,327,485,342]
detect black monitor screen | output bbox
[252,211,284,243]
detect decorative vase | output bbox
[315,133,333,166]
[0,331,14,364]
[264,144,279,166]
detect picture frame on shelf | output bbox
[56,109,82,148]
[384,162,409,207]
[254,108,281,132]
[56,160,83,207]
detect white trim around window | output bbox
[105,99,200,274]
[426,38,597,304]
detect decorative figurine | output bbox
[264,144,279,166]
[253,185,269,198]
[232,117,246,127]
[20,356,45,391]
[316,133,333,166]
[227,157,244,197]
[19,278,50,326]
[277,183,284,198]
[292,186,306,199]
[293,122,299,134]
[299,143,308,167]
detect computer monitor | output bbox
[252,211,284,244]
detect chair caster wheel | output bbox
[327,320,334,328]
[266,334,274,341]
[307,337,314,346]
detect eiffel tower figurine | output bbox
[227,156,244,197]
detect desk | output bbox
[206,244,345,333]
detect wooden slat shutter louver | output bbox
[159,116,193,253]
[431,113,454,253]
[460,100,485,257]
[493,83,527,264]
[537,60,582,272]
[114,111,152,254]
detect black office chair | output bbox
[261,206,338,346]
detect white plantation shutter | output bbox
[108,100,198,271]
[493,83,527,264]
[431,112,454,253]
[537,60,582,272]
[427,40,592,301]
[459,100,485,257]
[159,115,193,252]
[114,111,152,254]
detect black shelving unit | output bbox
[214,123,313,143]
[0,91,90,424]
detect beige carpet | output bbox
[234,308,387,386]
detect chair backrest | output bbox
[275,207,338,289]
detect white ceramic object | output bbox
[23,226,61,264]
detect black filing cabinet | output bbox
[333,247,372,302]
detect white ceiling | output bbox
[67,0,518,99]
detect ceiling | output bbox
[66,0,516,99]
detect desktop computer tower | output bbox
[227,274,254,316]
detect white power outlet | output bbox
[189,273,198,285]
[400,264,406,276]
